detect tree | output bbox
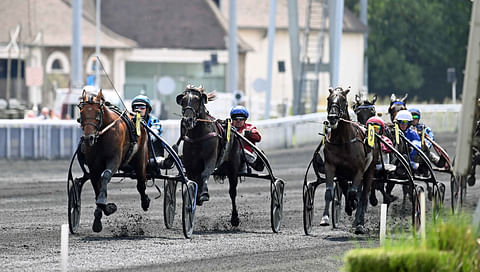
[364,0,471,102]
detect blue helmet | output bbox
[132,95,152,112]
[230,106,249,120]
[408,108,421,119]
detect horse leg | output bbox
[90,174,104,232]
[354,180,371,235]
[96,162,119,216]
[228,172,240,227]
[322,165,336,225]
[346,172,362,217]
[135,167,150,212]
[198,160,216,205]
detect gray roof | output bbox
[220,0,368,33]
[0,0,135,48]
[100,0,235,50]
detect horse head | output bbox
[176,84,216,130]
[352,93,377,125]
[327,87,350,129]
[78,89,105,146]
[388,93,408,122]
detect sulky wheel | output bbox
[163,179,177,229]
[271,179,285,233]
[432,184,443,221]
[303,182,316,235]
[182,181,197,239]
[450,174,465,214]
[412,186,424,233]
[331,183,343,229]
[68,178,83,234]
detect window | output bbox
[46,51,69,74]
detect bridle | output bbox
[327,92,348,121]
[78,99,104,139]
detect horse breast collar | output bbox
[183,114,221,143]
[325,119,365,145]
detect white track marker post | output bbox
[420,192,426,240]
[473,198,480,235]
[61,224,69,271]
[379,203,387,246]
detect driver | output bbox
[230,106,263,172]
[395,110,422,170]
[131,94,173,169]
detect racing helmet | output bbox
[395,109,413,123]
[131,95,152,112]
[408,108,421,120]
[366,116,385,134]
[230,106,249,120]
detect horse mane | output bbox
[184,84,217,103]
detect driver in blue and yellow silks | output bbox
[408,108,445,168]
[131,94,173,169]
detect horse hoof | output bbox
[354,225,367,235]
[141,195,150,211]
[370,196,378,207]
[467,175,476,186]
[104,203,117,216]
[320,215,330,226]
[231,216,240,227]
[199,193,209,203]
[93,209,103,232]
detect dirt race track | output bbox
[0,132,479,271]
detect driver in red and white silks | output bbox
[230,106,262,170]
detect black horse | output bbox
[352,92,377,125]
[176,85,243,226]
[388,93,408,122]
[321,87,376,234]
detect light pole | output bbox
[447,67,456,104]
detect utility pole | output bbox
[71,0,83,89]
[360,0,368,92]
[287,0,301,116]
[227,0,238,100]
[328,0,344,88]
[95,0,101,90]
[265,0,276,119]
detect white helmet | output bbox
[395,109,413,121]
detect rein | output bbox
[98,109,127,136]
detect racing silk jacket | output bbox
[146,115,163,136]
[380,135,393,153]
[412,123,434,149]
[236,123,261,153]
[403,128,422,161]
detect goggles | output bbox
[397,119,409,125]
[133,104,147,110]
[372,124,381,132]
[412,114,420,119]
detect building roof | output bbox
[0,0,135,48]
[220,0,368,33]
[101,0,247,50]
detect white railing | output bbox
[0,104,461,159]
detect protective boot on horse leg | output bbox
[320,184,334,226]
[96,169,117,216]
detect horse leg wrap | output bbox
[96,169,112,206]
[325,187,334,202]
[92,207,103,233]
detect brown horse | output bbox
[322,87,375,234]
[78,89,149,232]
[176,85,243,226]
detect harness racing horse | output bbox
[352,93,377,125]
[78,89,150,232]
[388,93,408,122]
[322,87,375,234]
[176,85,243,226]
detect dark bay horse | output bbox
[322,87,376,234]
[352,93,377,125]
[388,93,408,122]
[176,85,243,226]
[79,89,150,232]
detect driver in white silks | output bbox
[230,106,263,173]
